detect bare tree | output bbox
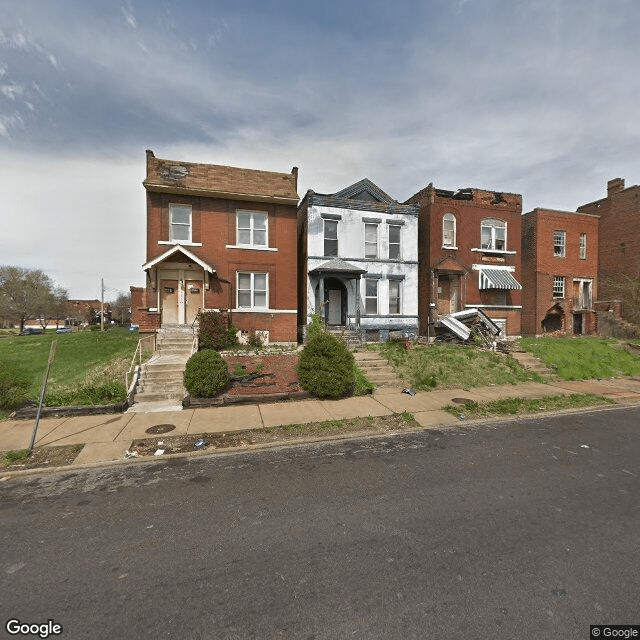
[0,266,57,332]
[110,292,131,325]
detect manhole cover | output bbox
[451,397,475,405]
[146,424,176,435]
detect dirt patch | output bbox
[224,353,300,396]
[129,413,419,457]
[0,444,84,471]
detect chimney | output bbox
[145,149,155,178]
[607,178,625,196]
[291,166,299,191]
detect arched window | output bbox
[442,213,456,247]
[480,218,506,251]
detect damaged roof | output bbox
[143,150,299,204]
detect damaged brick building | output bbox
[404,184,523,338]
[521,208,599,336]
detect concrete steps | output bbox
[510,351,556,376]
[131,325,197,408]
[326,327,363,349]
[353,351,405,388]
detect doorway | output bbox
[323,278,348,326]
[161,280,179,324]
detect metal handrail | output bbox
[125,334,155,390]
[190,309,200,355]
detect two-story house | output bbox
[521,208,599,335]
[297,179,420,342]
[405,184,523,338]
[131,150,299,344]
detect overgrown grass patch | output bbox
[353,363,375,396]
[443,393,615,419]
[373,342,542,391]
[520,337,640,380]
[0,329,142,410]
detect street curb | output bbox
[2,399,639,482]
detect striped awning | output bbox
[479,268,522,290]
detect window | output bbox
[388,225,401,259]
[480,218,506,251]
[442,214,456,247]
[237,211,267,247]
[237,272,268,309]
[364,223,378,258]
[553,276,565,298]
[389,280,401,314]
[554,231,566,257]
[324,219,338,256]
[169,204,192,243]
[365,279,378,314]
[579,233,587,259]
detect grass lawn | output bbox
[0,329,145,414]
[443,393,616,419]
[520,337,640,380]
[367,341,543,391]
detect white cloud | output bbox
[1,83,24,100]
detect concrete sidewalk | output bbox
[2,377,640,470]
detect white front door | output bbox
[328,289,342,325]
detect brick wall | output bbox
[521,209,599,336]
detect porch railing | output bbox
[125,334,156,392]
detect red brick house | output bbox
[521,208,599,336]
[577,178,640,319]
[404,184,523,338]
[131,150,299,344]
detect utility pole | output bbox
[101,277,104,332]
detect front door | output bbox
[185,280,202,325]
[161,280,179,324]
[328,289,342,325]
[437,274,460,315]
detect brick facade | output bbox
[578,178,640,319]
[521,209,599,336]
[131,151,299,344]
[405,185,523,338]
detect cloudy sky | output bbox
[1,0,638,299]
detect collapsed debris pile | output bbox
[436,309,502,347]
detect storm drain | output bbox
[146,424,176,435]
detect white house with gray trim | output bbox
[297,179,419,342]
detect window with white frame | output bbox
[169,204,192,243]
[579,233,587,259]
[237,211,267,247]
[364,223,378,258]
[324,219,338,256]
[237,272,268,309]
[389,280,401,314]
[365,279,378,314]
[553,276,565,298]
[443,213,456,247]
[388,225,401,259]
[554,230,566,257]
[480,218,506,251]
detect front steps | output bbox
[130,325,196,410]
[353,351,405,389]
[327,327,363,349]
[510,350,556,377]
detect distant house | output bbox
[67,299,111,325]
[297,179,420,342]
[577,178,640,321]
[521,208,599,335]
[404,184,523,338]
[131,150,299,344]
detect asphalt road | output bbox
[1,406,639,640]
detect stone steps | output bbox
[353,351,405,388]
[510,351,556,376]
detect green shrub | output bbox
[297,332,355,398]
[198,310,239,351]
[0,359,31,410]
[307,313,325,341]
[184,349,229,397]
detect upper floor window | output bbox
[389,280,401,314]
[388,225,401,259]
[480,218,506,251]
[554,230,566,257]
[364,223,378,258]
[170,204,192,243]
[237,272,268,309]
[237,211,267,247]
[324,219,338,256]
[579,233,587,259]
[443,213,456,247]
[553,276,565,298]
